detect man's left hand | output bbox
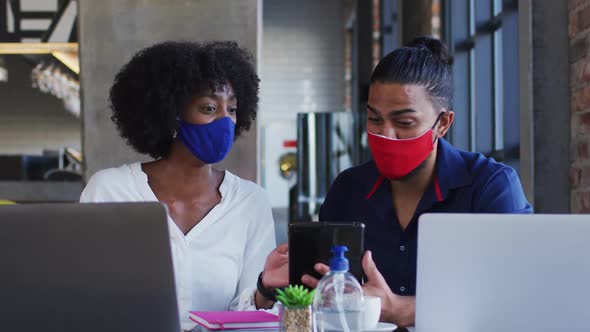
[361,250,416,328]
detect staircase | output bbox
[1,0,78,43]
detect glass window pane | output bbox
[451,0,469,42]
[452,52,471,151]
[474,33,493,155]
[475,0,492,25]
[502,9,520,171]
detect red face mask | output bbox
[367,112,444,180]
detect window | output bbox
[443,0,520,170]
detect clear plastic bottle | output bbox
[313,246,364,332]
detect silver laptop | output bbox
[0,203,179,332]
[416,213,590,332]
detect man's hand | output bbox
[301,263,330,288]
[361,251,415,327]
[299,250,416,327]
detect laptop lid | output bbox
[416,213,590,332]
[0,202,179,332]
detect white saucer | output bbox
[364,322,398,331]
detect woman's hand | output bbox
[255,243,289,309]
[261,242,289,288]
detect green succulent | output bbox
[275,285,315,307]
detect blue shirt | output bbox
[319,138,532,296]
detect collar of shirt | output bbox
[435,138,474,200]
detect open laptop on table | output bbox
[416,213,590,332]
[0,203,179,332]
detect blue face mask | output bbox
[177,117,235,164]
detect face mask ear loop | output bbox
[431,111,446,143]
[174,116,182,138]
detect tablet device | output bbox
[288,222,365,286]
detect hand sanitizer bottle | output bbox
[313,245,364,332]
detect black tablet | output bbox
[288,222,365,286]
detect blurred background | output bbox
[0,0,581,241]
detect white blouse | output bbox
[80,163,276,330]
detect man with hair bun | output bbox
[303,36,531,328]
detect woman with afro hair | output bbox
[80,41,288,330]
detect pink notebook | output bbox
[189,311,279,330]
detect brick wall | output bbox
[570,0,590,212]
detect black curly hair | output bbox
[109,41,260,159]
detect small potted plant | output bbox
[275,285,315,332]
